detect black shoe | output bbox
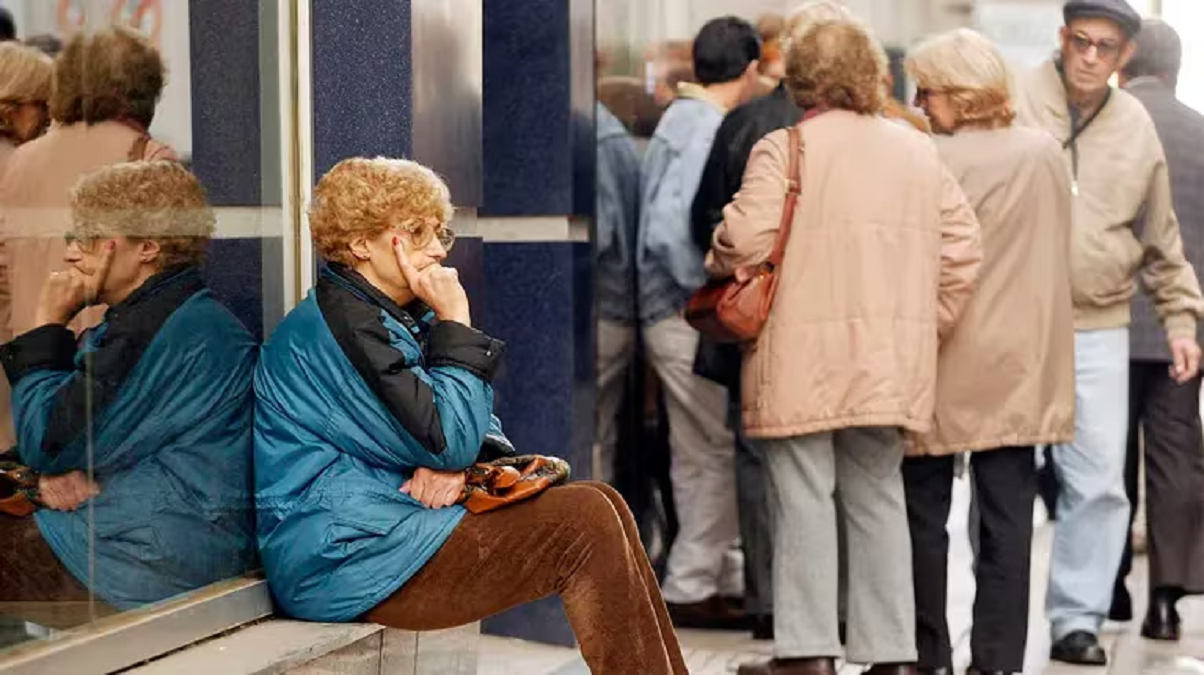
[917,668,951,675]
[737,658,837,675]
[1050,631,1107,666]
[752,614,774,641]
[1109,586,1133,622]
[666,596,751,631]
[1141,587,1183,641]
[863,665,916,675]
[966,669,1008,675]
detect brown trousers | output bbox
[365,481,687,674]
[0,515,89,602]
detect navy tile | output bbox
[189,0,263,206]
[479,241,595,647]
[482,0,572,216]
[312,0,413,179]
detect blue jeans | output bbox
[1046,329,1132,638]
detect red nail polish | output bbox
[107,241,115,251]
[393,236,400,246]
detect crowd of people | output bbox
[597,0,1204,673]
[0,1,1201,674]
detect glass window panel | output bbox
[0,0,296,655]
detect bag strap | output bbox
[767,124,803,269]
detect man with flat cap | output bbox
[1016,0,1204,666]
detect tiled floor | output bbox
[478,479,1204,674]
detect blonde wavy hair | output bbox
[71,161,215,269]
[0,42,52,141]
[906,29,1015,130]
[785,19,886,115]
[310,157,453,266]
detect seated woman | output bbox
[0,161,258,610]
[255,157,685,674]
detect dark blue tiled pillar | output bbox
[479,0,596,648]
[189,0,272,341]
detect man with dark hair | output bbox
[637,15,760,629]
[1110,17,1204,644]
[1016,0,1204,666]
[0,8,15,42]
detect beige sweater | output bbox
[1016,59,1203,339]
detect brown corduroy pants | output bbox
[365,481,687,674]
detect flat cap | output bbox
[1064,0,1143,37]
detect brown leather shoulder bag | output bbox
[685,123,803,343]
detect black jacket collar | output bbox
[322,264,433,333]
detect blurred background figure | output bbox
[639,15,761,631]
[1112,17,1204,644]
[752,13,787,98]
[0,8,14,43]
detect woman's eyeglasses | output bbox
[395,223,456,252]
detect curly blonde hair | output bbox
[906,29,1015,130]
[0,43,52,141]
[785,19,886,115]
[50,26,166,128]
[71,161,215,269]
[310,157,453,266]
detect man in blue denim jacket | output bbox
[637,16,762,629]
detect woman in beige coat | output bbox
[711,19,982,675]
[0,42,54,450]
[0,25,176,344]
[903,30,1075,675]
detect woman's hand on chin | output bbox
[401,467,467,509]
[393,238,471,326]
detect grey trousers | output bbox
[761,427,916,664]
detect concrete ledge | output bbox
[125,620,480,675]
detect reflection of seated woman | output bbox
[0,161,257,610]
[255,158,686,674]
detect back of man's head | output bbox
[0,9,16,42]
[693,16,761,86]
[1123,18,1183,89]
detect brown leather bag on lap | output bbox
[459,455,571,514]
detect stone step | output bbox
[125,620,480,675]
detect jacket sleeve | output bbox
[339,316,505,472]
[706,134,789,279]
[1138,150,1204,341]
[936,164,983,340]
[0,325,92,474]
[596,132,641,263]
[478,415,516,462]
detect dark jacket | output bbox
[690,84,802,253]
[1126,77,1204,361]
[254,265,513,622]
[1,267,258,609]
[689,84,802,393]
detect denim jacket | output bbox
[596,104,641,324]
[637,88,725,324]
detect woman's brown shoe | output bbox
[736,657,838,674]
